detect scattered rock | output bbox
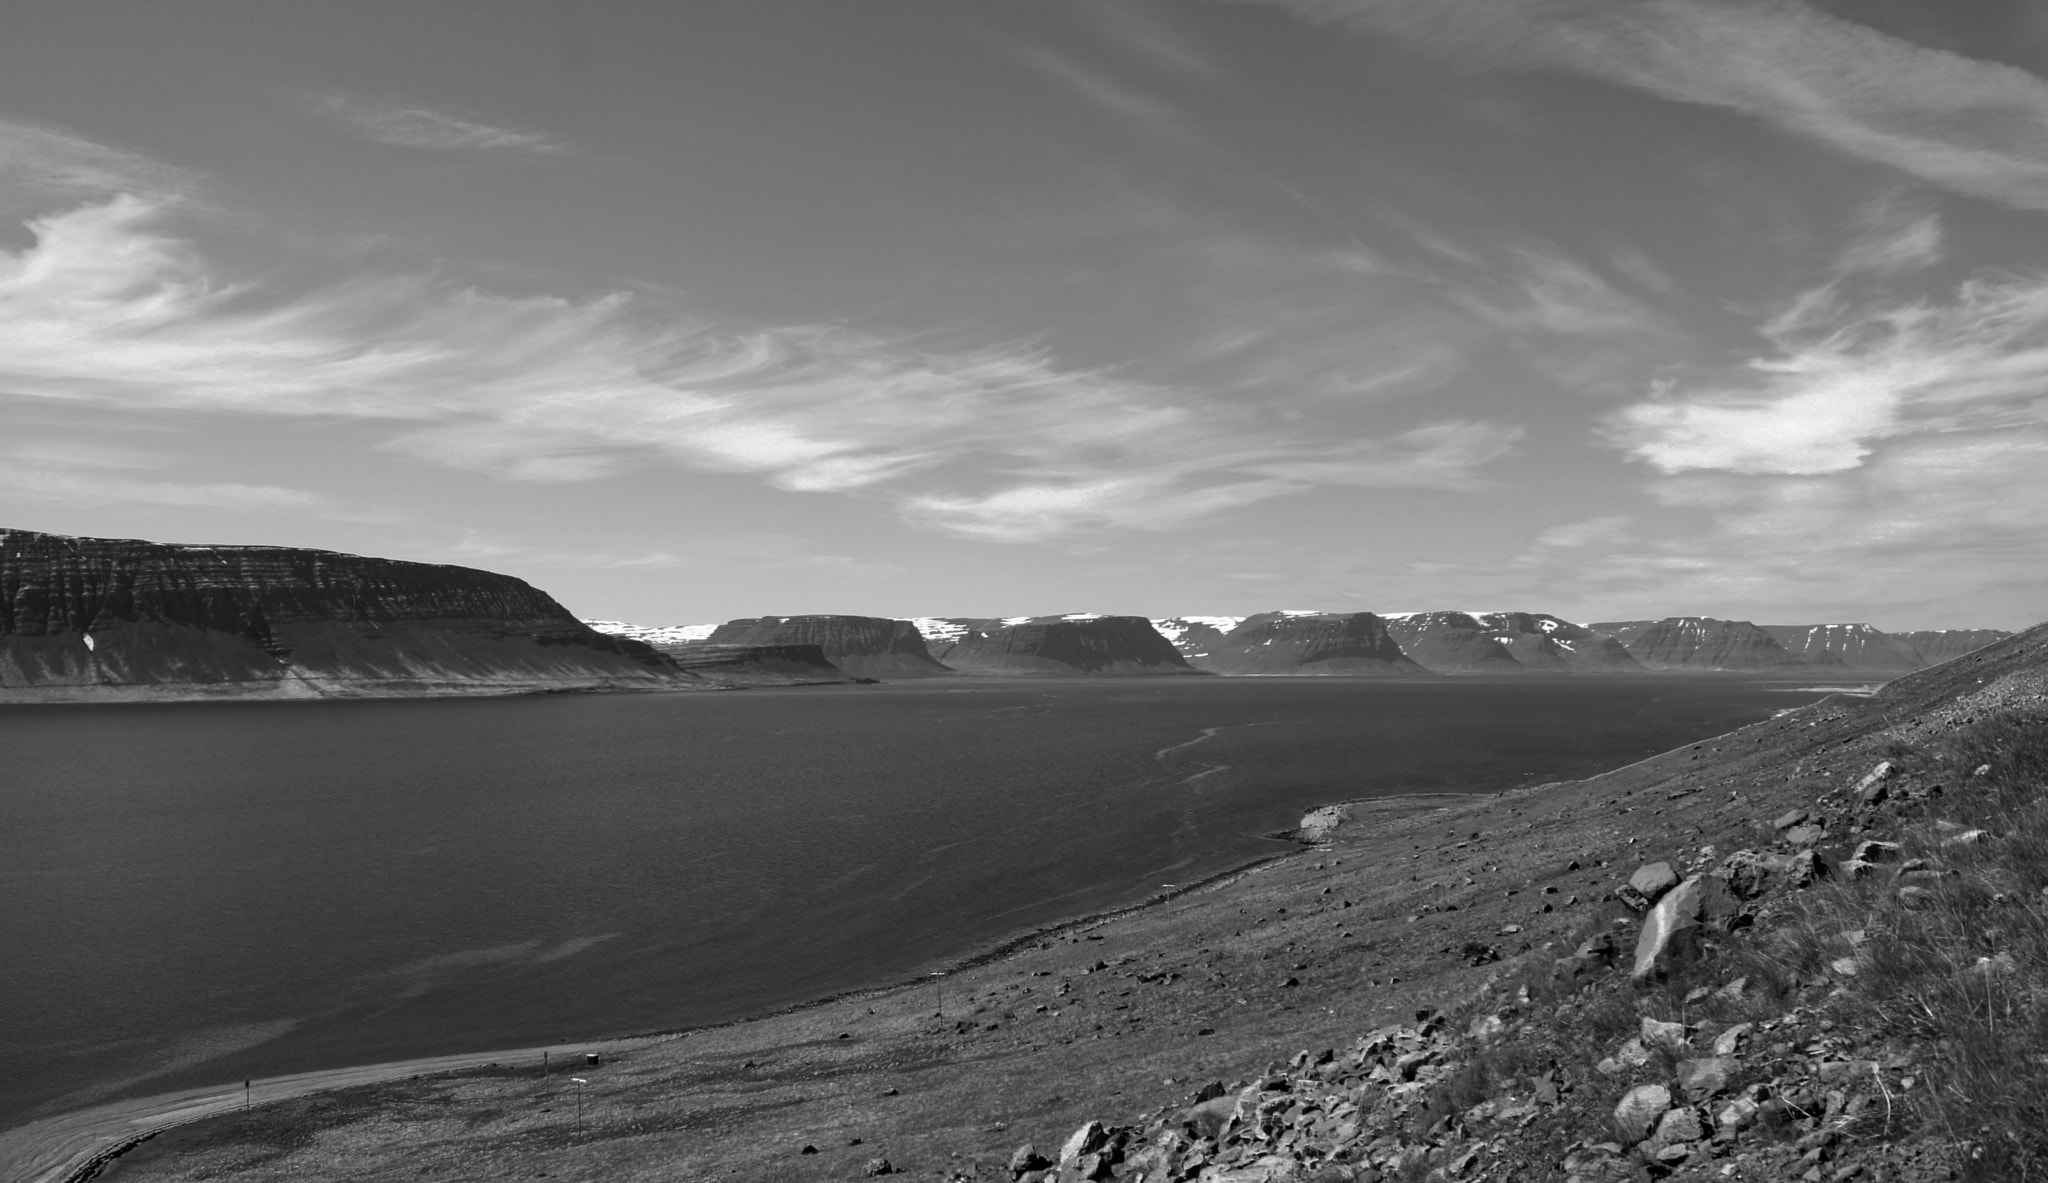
[1676,1057,1733,1101]
[1619,861,1681,911]
[862,1157,896,1176]
[1614,1084,1672,1144]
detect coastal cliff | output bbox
[1759,622,1928,673]
[1592,616,1806,673]
[705,615,952,680]
[921,615,1200,676]
[1183,611,1422,676]
[0,527,689,701]
[1896,628,2013,664]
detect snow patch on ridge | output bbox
[582,620,717,645]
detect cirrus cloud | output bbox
[0,192,1522,543]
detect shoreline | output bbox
[7,797,1471,1183]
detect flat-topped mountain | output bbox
[1759,622,1928,673]
[1383,610,1646,675]
[1,527,686,701]
[918,614,1199,676]
[1896,628,2014,664]
[1592,616,1806,673]
[704,615,952,680]
[1180,611,1422,676]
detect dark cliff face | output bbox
[1759,623,1927,673]
[1192,612,1424,676]
[705,615,950,679]
[1895,629,2014,666]
[0,527,686,700]
[925,615,1200,676]
[1591,617,1804,672]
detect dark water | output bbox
[0,677,1827,1130]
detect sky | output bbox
[2,0,2046,630]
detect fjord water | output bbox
[0,678,1833,1130]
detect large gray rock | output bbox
[1620,862,1681,909]
[1632,875,1734,981]
[1676,1057,1734,1101]
[1614,1083,1672,1144]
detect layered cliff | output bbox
[0,528,689,701]
[919,614,1200,676]
[1896,628,2013,665]
[704,615,952,680]
[657,642,853,686]
[1592,616,1805,673]
[1183,611,1423,676]
[1759,623,1927,673]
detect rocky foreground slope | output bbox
[0,527,688,701]
[87,623,2048,1183]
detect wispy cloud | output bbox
[0,195,1521,543]
[0,120,198,209]
[1242,0,2048,210]
[1610,266,2048,475]
[311,92,564,154]
[1012,45,1202,145]
[449,530,904,579]
[0,437,373,517]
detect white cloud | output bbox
[0,196,1522,542]
[312,93,564,153]
[1243,0,2048,210]
[1502,431,2048,627]
[1610,272,2048,475]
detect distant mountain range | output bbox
[592,610,2013,680]
[0,526,2015,702]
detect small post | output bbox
[930,971,945,1017]
[243,1080,250,1111]
[570,1077,588,1136]
[541,1050,548,1093]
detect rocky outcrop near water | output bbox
[0,527,689,702]
[921,615,1200,676]
[1895,628,2013,665]
[703,615,952,680]
[1592,616,1805,673]
[1181,611,1423,676]
[1758,622,1927,673]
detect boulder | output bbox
[1854,761,1896,804]
[1717,1096,1760,1134]
[1653,1105,1704,1147]
[1631,875,1734,981]
[1619,862,1681,910]
[1059,1121,1107,1165]
[1614,1084,1672,1144]
[1009,1144,1052,1175]
[1711,1022,1753,1057]
[1676,1057,1733,1101]
[1782,823,1826,848]
[1640,1016,1690,1053]
[1720,849,1797,898]
[1772,808,1809,830]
